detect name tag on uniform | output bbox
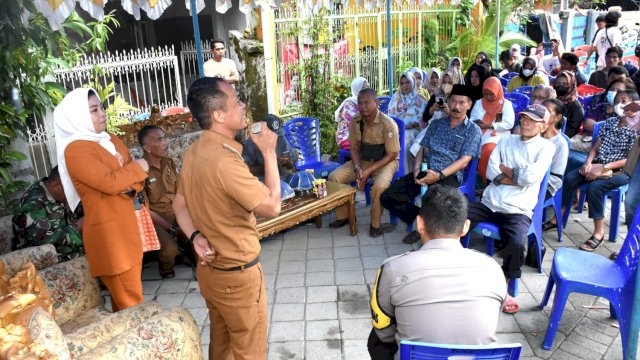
[149,177,157,184]
[388,131,394,138]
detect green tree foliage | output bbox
[0,0,117,213]
[446,0,536,67]
[282,6,350,157]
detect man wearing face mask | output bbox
[507,57,548,92]
[562,90,640,252]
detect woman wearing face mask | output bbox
[54,88,149,312]
[409,67,431,100]
[447,57,465,84]
[553,71,584,138]
[388,72,428,173]
[561,90,640,252]
[465,65,491,105]
[424,68,441,96]
[583,79,637,134]
[335,77,369,150]
[423,67,461,123]
[469,77,515,181]
[507,57,548,92]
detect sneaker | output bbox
[369,225,384,237]
[402,231,421,244]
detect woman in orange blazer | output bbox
[54,88,149,312]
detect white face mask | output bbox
[522,69,533,77]
[606,91,617,105]
[614,103,625,117]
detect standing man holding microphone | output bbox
[173,77,281,359]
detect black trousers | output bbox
[467,202,531,279]
[380,172,459,226]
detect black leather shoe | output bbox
[542,221,558,232]
[369,225,384,237]
[329,219,349,228]
[402,231,421,244]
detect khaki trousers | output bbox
[329,160,398,228]
[197,263,267,360]
[100,260,143,312]
[153,223,179,271]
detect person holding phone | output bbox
[243,114,297,182]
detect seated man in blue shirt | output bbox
[381,84,482,244]
[243,114,297,181]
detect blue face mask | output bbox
[606,91,617,105]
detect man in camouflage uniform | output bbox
[12,166,84,261]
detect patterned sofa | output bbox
[0,245,202,359]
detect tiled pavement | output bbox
[131,192,636,359]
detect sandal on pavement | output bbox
[579,235,604,252]
[542,221,558,232]
[502,295,519,314]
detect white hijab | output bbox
[54,87,117,211]
[334,76,368,122]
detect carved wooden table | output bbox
[256,182,357,239]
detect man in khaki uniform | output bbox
[329,87,400,237]
[173,77,281,359]
[139,125,180,279]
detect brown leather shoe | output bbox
[369,225,384,237]
[160,269,176,279]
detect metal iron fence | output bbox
[274,4,459,116]
[179,40,214,100]
[53,46,182,113]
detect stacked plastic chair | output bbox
[577,84,605,97]
[539,208,640,358]
[378,96,392,114]
[283,117,341,178]
[504,92,530,115]
[512,86,534,98]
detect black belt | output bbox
[212,257,260,272]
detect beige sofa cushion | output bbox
[79,307,202,359]
[0,245,57,277]
[39,257,103,326]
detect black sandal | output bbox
[579,235,604,252]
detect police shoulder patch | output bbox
[370,264,394,330]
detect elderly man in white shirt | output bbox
[466,104,555,314]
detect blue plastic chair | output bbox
[538,209,640,358]
[504,92,530,115]
[378,96,392,114]
[503,86,508,95]
[561,121,629,242]
[503,72,519,80]
[581,94,594,113]
[364,116,405,205]
[543,133,571,242]
[512,86,534,97]
[499,77,509,88]
[399,340,522,360]
[461,170,551,296]
[283,117,341,178]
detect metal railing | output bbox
[273,4,459,116]
[179,40,214,101]
[53,46,183,113]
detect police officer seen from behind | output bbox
[173,77,281,359]
[329,87,400,237]
[243,114,297,181]
[369,185,506,359]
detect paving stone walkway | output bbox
[135,192,636,359]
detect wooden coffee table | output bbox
[256,182,357,239]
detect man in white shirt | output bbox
[203,39,240,85]
[466,104,554,314]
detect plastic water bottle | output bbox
[420,162,428,197]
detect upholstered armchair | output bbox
[0,245,202,359]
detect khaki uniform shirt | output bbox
[177,130,269,268]
[371,239,506,346]
[349,111,401,160]
[144,155,178,223]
